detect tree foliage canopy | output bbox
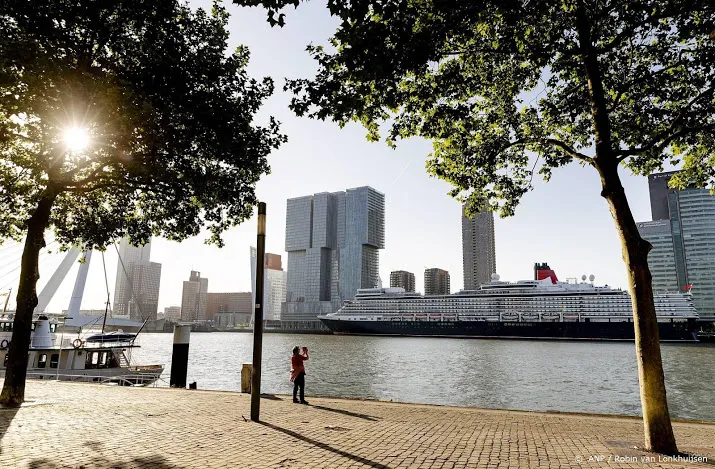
[240,0,715,216]
[0,0,285,248]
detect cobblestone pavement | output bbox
[0,380,713,469]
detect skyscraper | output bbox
[638,171,715,317]
[462,204,496,290]
[250,247,287,321]
[181,271,208,321]
[424,268,450,295]
[636,221,679,293]
[390,270,415,292]
[113,238,161,321]
[282,186,385,327]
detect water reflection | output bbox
[131,333,715,421]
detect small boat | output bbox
[85,331,136,343]
[0,316,163,386]
[521,312,539,320]
[543,312,561,320]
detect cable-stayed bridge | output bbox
[0,238,143,330]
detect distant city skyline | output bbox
[2,0,700,314]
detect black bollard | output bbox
[170,325,191,388]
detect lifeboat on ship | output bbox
[502,312,519,321]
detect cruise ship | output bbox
[319,265,699,341]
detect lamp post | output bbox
[250,202,266,421]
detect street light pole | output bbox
[250,202,266,422]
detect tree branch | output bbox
[617,86,715,160]
[61,164,113,188]
[505,138,593,162]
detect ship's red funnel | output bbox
[534,262,558,284]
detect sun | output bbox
[63,126,90,152]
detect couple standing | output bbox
[290,346,309,404]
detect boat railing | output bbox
[25,369,165,387]
[55,338,137,349]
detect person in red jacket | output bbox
[290,346,309,404]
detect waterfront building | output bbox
[462,204,496,290]
[112,238,162,321]
[282,186,386,329]
[390,270,416,292]
[163,306,182,322]
[206,292,252,320]
[250,248,287,321]
[424,268,450,295]
[214,311,252,328]
[181,271,209,321]
[639,171,715,318]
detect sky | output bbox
[0,0,658,314]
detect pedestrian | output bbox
[290,345,309,404]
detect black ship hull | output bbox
[319,318,698,342]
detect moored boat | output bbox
[0,316,163,385]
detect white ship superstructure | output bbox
[326,276,697,323]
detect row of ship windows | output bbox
[342,308,693,314]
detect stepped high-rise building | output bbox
[181,271,209,321]
[282,186,385,328]
[462,204,496,290]
[424,268,450,295]
[250,248,287,321]
[390,270,415,292]
[113,238,162,321]
[637,171,715,318]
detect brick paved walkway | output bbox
[0,380,713,468]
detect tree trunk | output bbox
[0,191,57,407]
[596,162,678,454]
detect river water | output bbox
[129,332,715,421]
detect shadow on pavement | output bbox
[309,404,380,421]
[0,405,19,455]
[27,441,184,468]
[28,455,182,469]
[258,421,392,469]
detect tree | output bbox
[239,0,715,453]
[0,0,285,406]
